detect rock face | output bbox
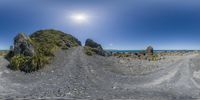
[146,46,153,56]
[14,33,35,56]
[85,39,111,56]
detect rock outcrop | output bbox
[85,39,111,56]
[146,46,153,56]
[14,33,35,56]
[85,39,103,49]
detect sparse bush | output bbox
[112,53,130,58]
[85,51,93,56]
[84,46,95,56]
[0,51,8,57]
[147,54,160,61]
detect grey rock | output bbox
[146,46,153,56]
[14,33,35,56]
[85,39,110,56]
[85,39,103,49]
[104,51,112,57]
[96,46,105,56]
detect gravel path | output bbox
[0,47,200,99]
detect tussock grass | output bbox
[84,46,96,56]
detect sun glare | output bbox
[71,13,88,23]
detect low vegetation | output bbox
[147,54,161,61]
[84,46,98,56]
[112,52,161,61]
[0,51,8,56]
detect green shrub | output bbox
[9,54,51,72]
[10,55,31,70]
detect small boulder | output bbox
[14,33,35,56]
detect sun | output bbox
[71,13,88,23]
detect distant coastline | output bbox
[1,49,199,53]
[107,50,200,53]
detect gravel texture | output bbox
[0,47,200,99]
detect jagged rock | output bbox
[14,33,35,56]
[85,39,111,56]
[146,46,153,56]
[85,39,103,49]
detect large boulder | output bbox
[85,39,103,49]
[14,33,35,56]
[146,46,153,56]
[85,39,111,56]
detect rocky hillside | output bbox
[6,29,82,72]
[30,29,82,50]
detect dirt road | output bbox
[0,47,200,99]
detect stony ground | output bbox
[0,47,200,99]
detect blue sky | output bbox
[0,0,200,50]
